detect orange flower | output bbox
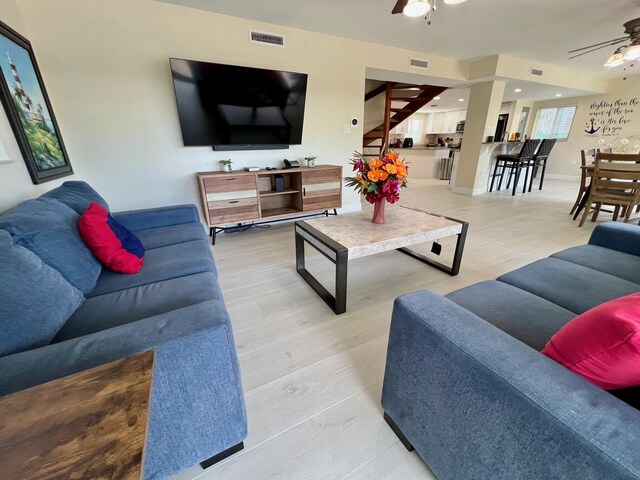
[367,168,389,182]
[369,158,383,169]
[384,163,398,175]
[395,164,408,179]
[387,152,399,162]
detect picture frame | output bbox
[0,20,72,184]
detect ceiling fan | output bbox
[392,0,467,25]
[568,17,640,67]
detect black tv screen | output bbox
[170,58,308,149]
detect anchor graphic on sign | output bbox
[585,118,600,135]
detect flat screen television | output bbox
[169,58,308,150]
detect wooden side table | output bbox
[0,351,155,480]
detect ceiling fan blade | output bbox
[569,42,627,59]
[392,0,409,14]
[567,36,627,53]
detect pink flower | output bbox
[365,192,379,204]
[383,180,401,203]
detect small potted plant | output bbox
[219,159,233,173]
[305,156,317,167]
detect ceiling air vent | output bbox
[410,58,429,69]
[530,68,544,77]
[249,30,285,48]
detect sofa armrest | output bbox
[589,221,640,257]
[0,300,225,396]
[382,290,640,480]
[111,204,200,231]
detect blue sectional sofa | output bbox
[0,181,247,479]
[382,222,640,479]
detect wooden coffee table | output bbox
[295,204,468,314]
[0,351,155,480]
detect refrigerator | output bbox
[494,114,509,142]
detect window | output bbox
[407,118,423,140]
[532,105,577,140]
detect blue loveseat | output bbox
[0,181,247,479]
[382,222,640,479]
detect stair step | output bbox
[390,108,414,113]
[364,135,384,139]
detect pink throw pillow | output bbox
[542,292,640,390]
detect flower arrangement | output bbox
[345,151,408,204]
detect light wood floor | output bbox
[174,179,603,480]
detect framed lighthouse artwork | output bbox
[0,20,72,184]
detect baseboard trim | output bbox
[450,186,486,196]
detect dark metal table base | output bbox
[295,213,468,315]
[210,209,337,245]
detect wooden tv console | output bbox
[197,165,342,243]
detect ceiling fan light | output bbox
[604,52,625,67]
[404,0,430,17]
[623,44,640,61]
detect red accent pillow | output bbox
[78,202,145,274]
[542,292,640,390]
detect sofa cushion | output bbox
[88,239,215,297]
[133,222,207,250]
[446,281,576,351]
[0,230,84,356]
[54,271,223,342]
[0,198,101,294]
[551,245,640,285]
[497,258,640,314]
[78,202,145,274]
[41,181,109,214]
[542,292,640,390]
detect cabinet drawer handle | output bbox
[303,187,306,196]
[228,200,239,204]
[226,177,237,181]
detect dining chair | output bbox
[570,148,612,217]
[488,139,541,196]
[526,138,557,192]
[578,152,640,227]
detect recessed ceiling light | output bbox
[458,98,464,102]
[514,88,522,93]
[433,96,441,100]
[444,0,468,4]
[555,93,563,97]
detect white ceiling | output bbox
[160,0,640,105]
[162,0,640,78]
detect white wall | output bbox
[0,0,74,210]
[0,0,472,213]
[529,76,640,177]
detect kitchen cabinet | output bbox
[430,112,445,133]
[426,110,466,133]
[444,110,467,133]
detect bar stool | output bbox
[489,139,541,196]
[526,138,556,192]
